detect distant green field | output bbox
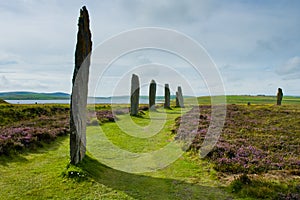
[185,95,300,105]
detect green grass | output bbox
[224,95,300,105]
[95,108,183,152]
[0,106,233,199]
[181,103,300,199]
[185,95,300,105]
[1,94,299,199]
[229,174,300,199]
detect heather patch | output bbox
[175,105,300,174]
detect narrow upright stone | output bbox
[149,80,156,111]
[164,84,170,109]
[177,86,184,108]
[130,74,140,116]
[176,91,180,107]
[277,88,283,105]
[70,6,92,165]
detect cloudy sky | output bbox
[0,0,299,96]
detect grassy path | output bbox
[0,107,235,199]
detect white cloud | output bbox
[276,56,300,77]
[0,75,49,92]
[0,1,300,95]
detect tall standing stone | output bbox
[130,74,140,116]
[70,6,92,165]
[177,86,184,108]
[149,80,156,111]
[176,91,180,107]
[164,84,170,109]
[277,88,283,105]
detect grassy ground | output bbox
[0,138,229,199]
[1,95,299,199]
[175,103,300,199]
[0,106,233,200]
[185,95,300,105]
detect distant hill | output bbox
[0,92,193,101]
[0,92,70,100]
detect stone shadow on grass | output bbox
[78,155,231,200]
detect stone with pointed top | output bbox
[70,6,92,165]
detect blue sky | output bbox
[0,0,299,96]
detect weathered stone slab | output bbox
[70,6,92,165]
[149,80,156,111]
[277,88,283,105]
[130,74,140,116]
[176,91,180,107]
[164,84,170,109]
[177,86,184,108]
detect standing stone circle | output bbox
[277,88,283,105]
[70,6,92,165]
[164,83,171,109]
[149,80,156,111]
[130,74,140,116]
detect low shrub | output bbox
[0,105,69,155]
[229,175,299,199]
[174,105,300,174]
